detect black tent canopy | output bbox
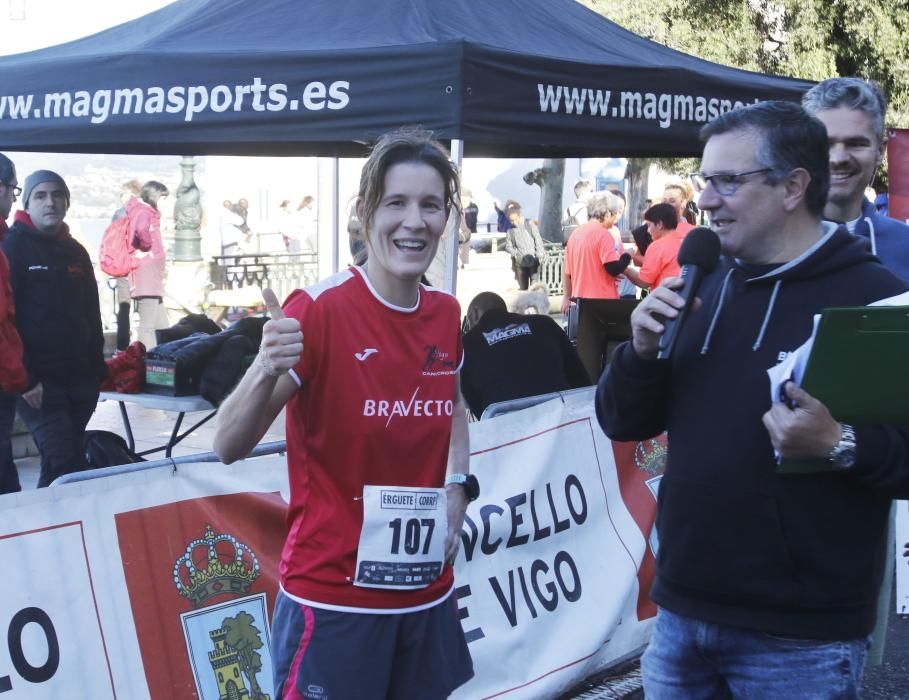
[0,0,812,158]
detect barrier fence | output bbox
[1,389,660,699]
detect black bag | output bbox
[83,430,146,469]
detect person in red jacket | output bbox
[0,153,28,494]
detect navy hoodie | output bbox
[597,223,909,640]
[3,213,106,388]
[851,197,909,284]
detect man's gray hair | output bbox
[587,191,620,220]
[802,77,887,143]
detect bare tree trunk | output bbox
[625,158,652,229]
[539,158,566,243]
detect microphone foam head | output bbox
[678,227,721,271]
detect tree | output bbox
[585,0,909,198]
[222,611,268,700]
[540,159,566,243]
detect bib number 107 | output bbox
[388,518,435,556]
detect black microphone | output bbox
[656,227,721,360]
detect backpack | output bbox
[99,215,137,278]
[564,203,585,228]
[83,430,145,469]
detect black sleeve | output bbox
[459,336,484,419]
[595,340,671,440]
[631,224,652,254]
[851,425,909,498]
[460,367,483,420]
[79,246,107,382]
[604,253,631,277]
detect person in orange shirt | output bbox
[632,203,687,291]
[561,191,631,315]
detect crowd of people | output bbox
[2,72,909,698]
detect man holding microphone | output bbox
[597,101,909,697]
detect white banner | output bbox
[454,388,659,699]
[895,501,909,615]
[0,388,661,699]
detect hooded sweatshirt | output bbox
[126,196,166,298]
[848,197,909,284]
[2,212,106,387]
[596,223,909,641]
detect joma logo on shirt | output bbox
[363,387,453,427]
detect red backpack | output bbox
[99,215,138,278]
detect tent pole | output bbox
[444,139,464,295]
[332,157,340,274]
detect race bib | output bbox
[354,485,447,589]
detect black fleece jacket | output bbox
[597,224,909,640]
[3,214,106,388]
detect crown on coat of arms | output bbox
[173,524,260,608]
[634,438,668,476]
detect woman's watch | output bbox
[445,473,480,502]
[827,423,857,470]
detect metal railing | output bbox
[540,245,565,296]
[52,440,287,485]
[211,252,319,304]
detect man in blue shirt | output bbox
[803,77,909,283]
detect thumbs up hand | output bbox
[258,288,303,377]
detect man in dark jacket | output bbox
[803,77,909,283]
[461,292,589,419]
[597,102,909,697]
[3,170,106,487]
[0,153,27,494]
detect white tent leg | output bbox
[316,157,341,281]
[443,139,464,295]
[332,156,340,274]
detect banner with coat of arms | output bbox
[0,388,663,699]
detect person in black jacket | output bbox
[3,170,106,487]
[597,102,909,697]
[461,292,590,419]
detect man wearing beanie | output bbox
[0,153,28,494]
[2,169,106,487]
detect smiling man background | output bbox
[2,170,106,487]
[596,101,909,698]
[803,77,909,283]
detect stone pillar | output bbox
[173,156,203,262]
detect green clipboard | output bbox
[778,305,909,474]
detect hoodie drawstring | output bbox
[752,279,781,351]
[700,268,734,355]
[699,271,783,354]
[864,216,876,256]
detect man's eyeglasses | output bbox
[0,181,22,197]
[689,169,772,197]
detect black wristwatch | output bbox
[445,473,480,502]
[827,423,857,470]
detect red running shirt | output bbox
[281,266,462,612]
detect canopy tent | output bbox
[0,0,813,158]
